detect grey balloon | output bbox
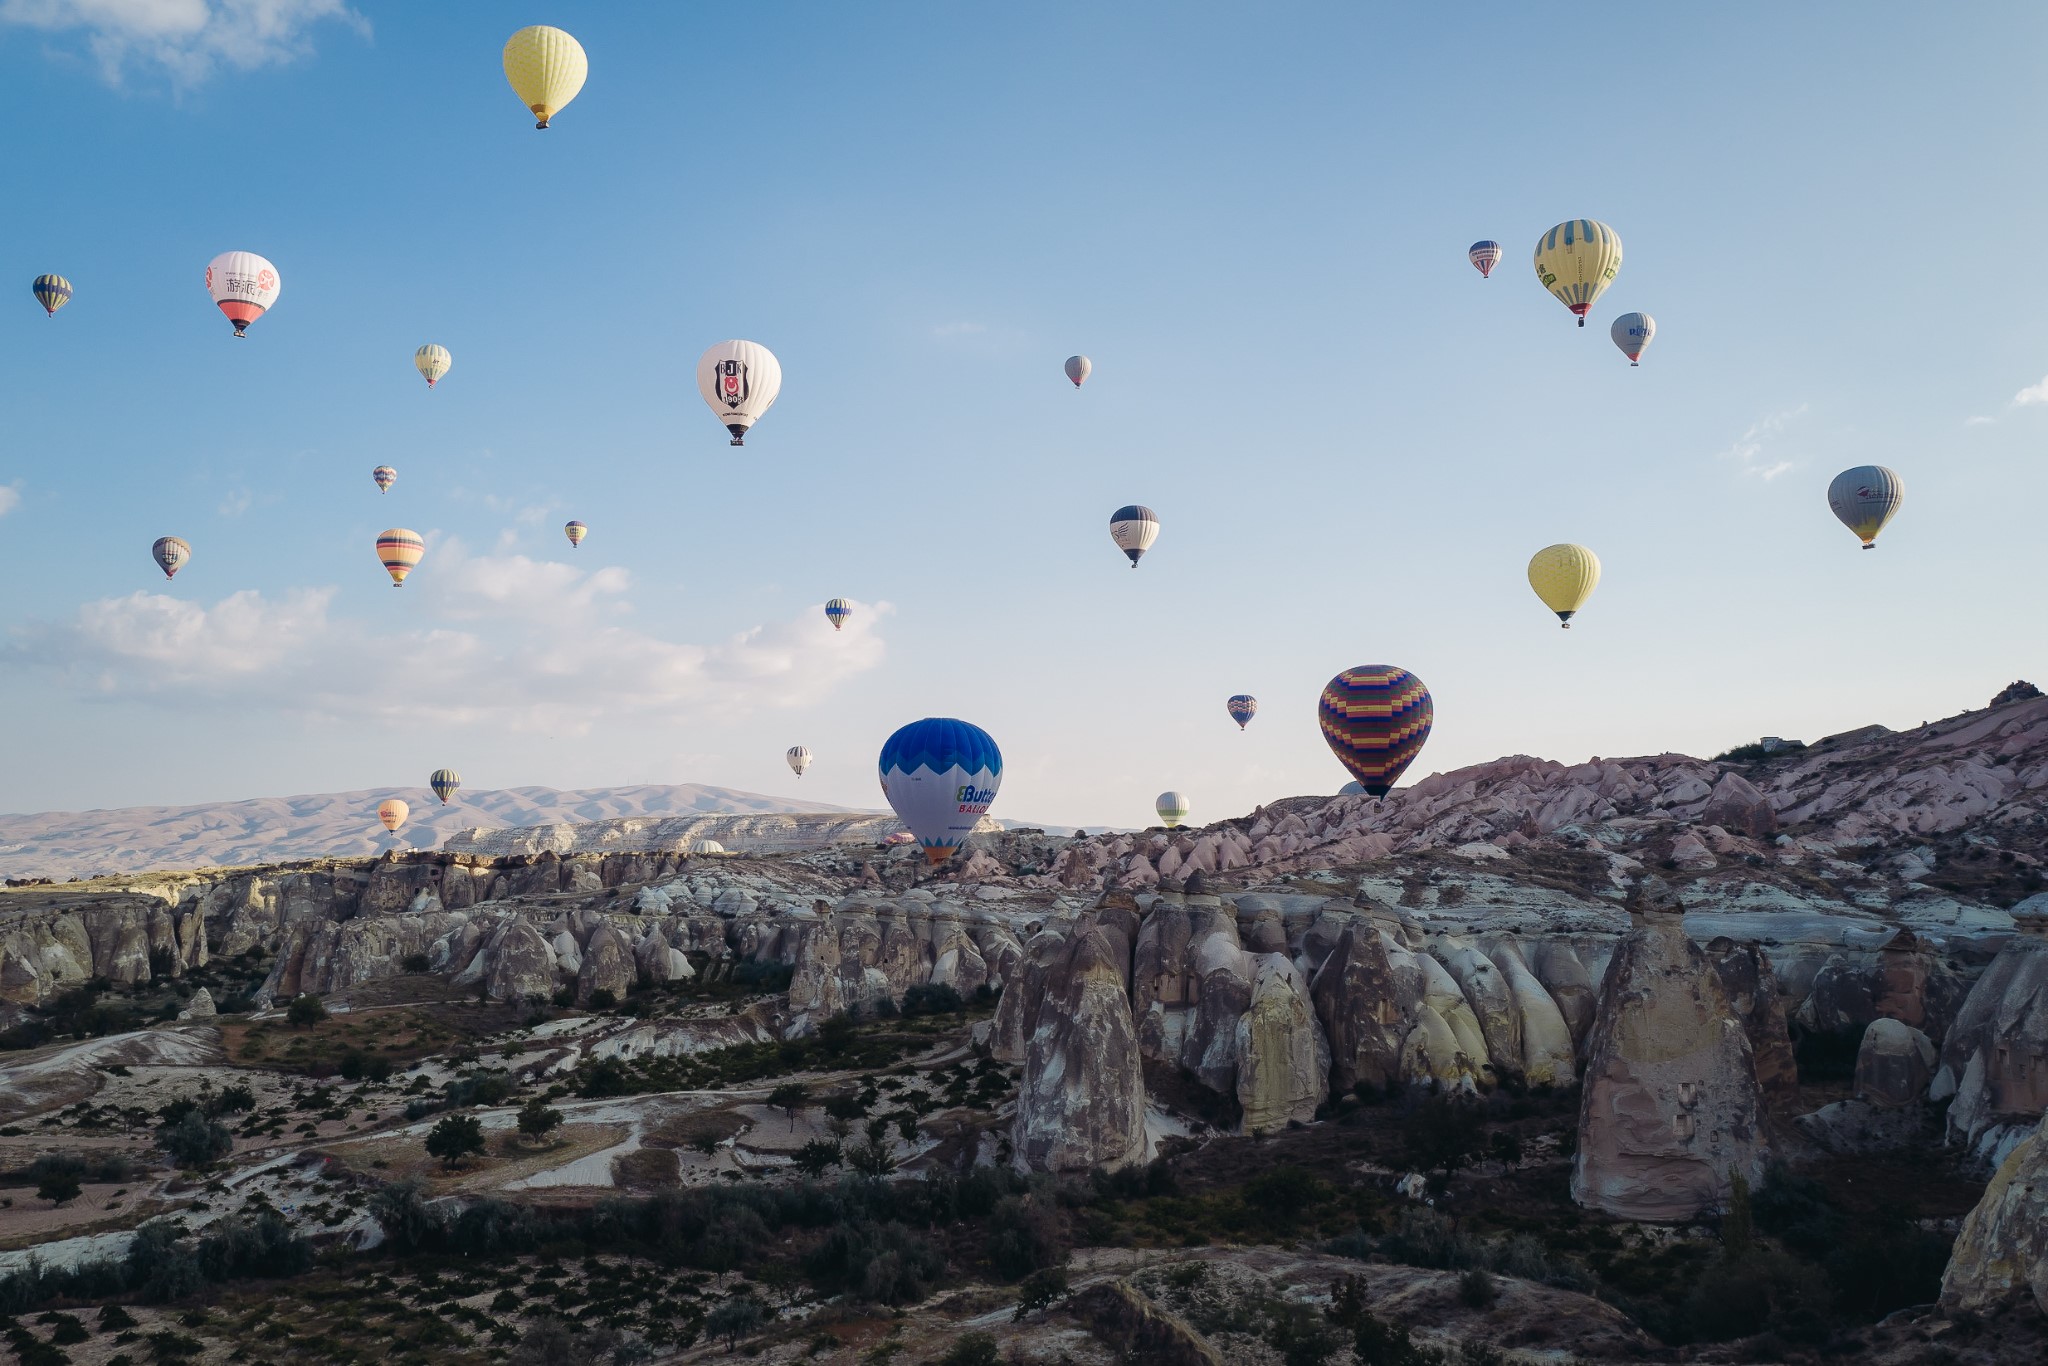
[1064,355,1091,387]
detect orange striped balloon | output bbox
[376,528,424,587]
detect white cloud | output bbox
[8,552,891,733]
[1965,415,1995,427]
[1717,405,1806,482]
[217,488,251,516]
[0,485,19,517]
[0,0,365,86]
[2015,375,2048,406]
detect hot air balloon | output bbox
[1828,466,1904,549]
[1610,312,1655,366]
[1533,221,1622,327]
[824,598,852,631]
[697,340,782,446]
[879,718,1002,867]
[1109,505,1158,567]
[503,25,588,129]
[31,275,71,317]
[373,465,397,494]
[377,528,424,587]
[414,344,452,388]
[1065,355,1092,387]
[377,798,409,834]
[152,536,190,581]
[786,745,813,777]
[1226,695,1258,730]
[204,251,280,337]
[1156,792,1190,829]
[1318,666,1433,798]
[1339,781,1367,796]
[1527,544,1602,628]
[692,839,727,855]
[1468,241,1501,278]
[429,768,461,805]
[884,831,916,846]
[564,520,587,548]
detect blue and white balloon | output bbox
[879,718,1003,867]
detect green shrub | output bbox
[1457,1266,1497,1309]
[426,1115,486,1169]
[931,1331,1000,1366]
[286,995,327,1026]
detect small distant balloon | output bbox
[824,598,852,631]
[1319,666,1433,798]
[786,745,812,777]
[564,520,587,548]
[697,340,782,446]
[373,465,397,494]
[429,768,461,804]
[1226,695,1258,730]
[1065,355,1092,387]
[1109,505,1158,567]
[205,251,280,337]
[1339,781,1366,796]
[1532,220,1622,327]
[1156,791,1190,829]
[415,344,452,388]
[1828,466,1904,549]
[879,717,1002,867]
[31,275,71,317]
[377,528,424,587]
[692,838,727,855]
[1610,312,1655,366]
[1467,241,1501,278]
[503,25,588,129]
[377,798,409,834]
[1527,544,1602,628]
[152,536,190,581]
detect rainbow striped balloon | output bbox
[1317,666,1433,798]
[564,519,587,548]
[372,465,396,493]
[376,528,424,587]
[1226,694,1258,729]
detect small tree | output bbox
[767,1082,809,1130]
[1013,1266,1068,1320]
[1401,1092,1484,1182]
[37,1161,83,1208]
[845,1138,897,1177]
[933,1332,1000,1366]
[793,1139,842,1178]
[159,1111,233,1168]
[286,994,328,1027]
[704,1296,765,1350]
[425,1114,486,1169]
[517,1097,563,1145]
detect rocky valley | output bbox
[0,690,2045,1364]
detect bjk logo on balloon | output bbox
[717,360,748,407]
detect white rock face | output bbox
[1012,926,1148,1172]
[1854,1017,1937,1107]
[1233,955,1328,1133]
[1940,1111,2048,1316]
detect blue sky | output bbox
[1,1,2044,830]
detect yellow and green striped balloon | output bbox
[1533,220,1622,326]
[32,275,71,317]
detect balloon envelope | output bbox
[786,746,812,777]
[1610,312,1655,365]
[824,598,852,631]
[377,529,424,586]
[1065,355,1092,387]
[415,344,452,388]
[373,465,397,493]
[564,520,587,547]
[429,769,461,804]
[697,340,783,445]
[377,798,409,833]
[879,718,1002,867]
[1467,241,1501,278]
[1109,505,1159,567]
[152,536,190,580]
[1532,221,1621,326]
[691,839,726,855]
[503,25,588,128]
[205,251,280,336]
[1226,694,1258,729]
[1155,791,1190,828]
[1828,466,1904,548]
[1318,666,1433,797]
[1527,544,1602,627]
[32,275,71,316]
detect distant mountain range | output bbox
[0,785,876,881]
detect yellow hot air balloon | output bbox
[503,26,588,130]
[1527,544,1602,628]
[377,798,409,834]
[1533,220,1623,327]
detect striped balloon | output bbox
[824,598,852,631]
[414,344,452,388]
[1828,466,1904,549]
[786,745,813,777]
[564,519,587,548]
[1318,666,1433,798]
[1467,241,1501,278]
[429,768,461,804]
[1532,220,1622,326]
[373,465,396,494]
[1155,791,1190,829]
[1226,694,1258,729]
[152,536,191,581]
[32,275,72,317]
[1109,505,1158,567]
[376,528,424,586]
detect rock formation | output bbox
[1012,926,1148,1171]
[1854,1017,1938,1108]
[1932,930,2048,1165]
[1233,956,1327,1132]
[1939,1111,2048,1316]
